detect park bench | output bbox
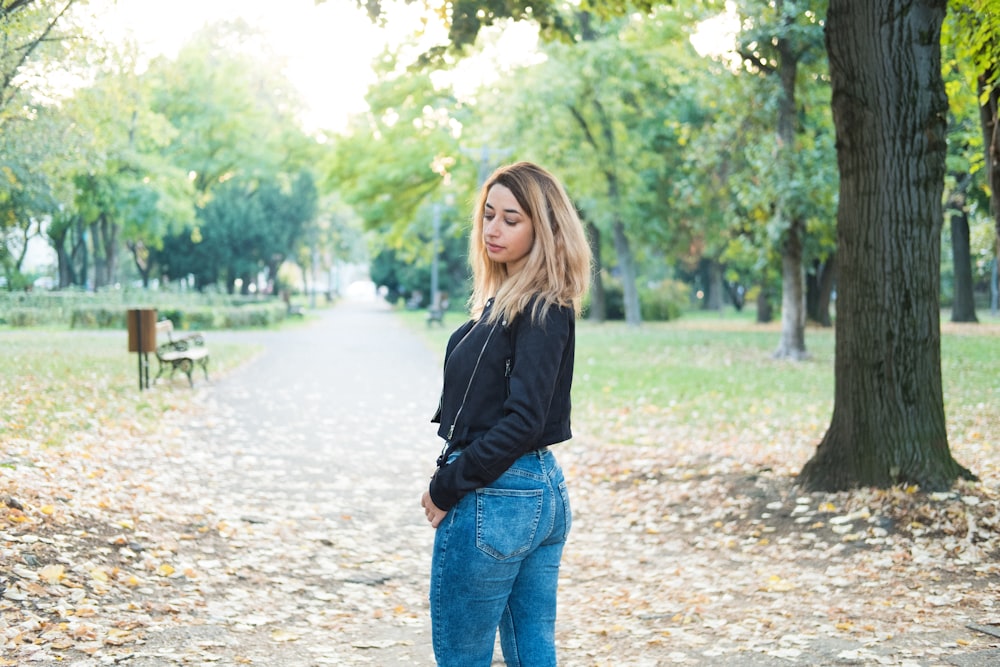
[154,320,210,387]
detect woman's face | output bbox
[483,184,535,276]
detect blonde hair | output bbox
[468,162,591,325]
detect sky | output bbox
[96,0,436,132]
[94,1,734,133]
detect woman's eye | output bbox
[484,213,495,222]
[505,219,517,226]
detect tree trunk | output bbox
[949,212,977,322]
[799,0,974,492]
[756,267,774,323]
[51,223,76,289]
[90,219,107,289]
[76,219,88,289]
[610,217,640,326]
[947,174,978,323]
[806,254,836,327]
[129,241,152,288]
[703,258,723,311]
[565,89,641,325]
[773,12,808,360]
[102,215,118,287]
[774,218,807,358]
[756,286,773,323]
[586,221,606,322]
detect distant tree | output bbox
[162,172,316,294]
[144,20,315,196]
[946,0,1000,312]
[53,53,194,290]
[732,0,828,357]
[0,0,83,120]
[1,0,88,286]
[0,107,64,288]
[326,48,464,245]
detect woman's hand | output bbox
[421,490,448,529]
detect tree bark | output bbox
[799,0,974,492]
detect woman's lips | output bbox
[486,243,503,253]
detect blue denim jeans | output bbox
[430,447,572,667]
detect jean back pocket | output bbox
[475,488,544,560]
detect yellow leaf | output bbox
[764,575,796,592]
[90,568,109,583]
[818,502,837,512]
[157,563,176,577]
[835,622,853,631]
[39,564,65,585]
[104,629,134,646]
[40,505,55,515]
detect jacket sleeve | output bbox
[428,305,572,510]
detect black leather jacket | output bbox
[429,298,575,510]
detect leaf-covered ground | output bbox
[4,402,999,665]
[3,310,1000,666]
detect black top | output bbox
[429,297,575,511]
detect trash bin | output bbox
[127,309,157,389]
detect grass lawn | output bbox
[0,329,260,451]
[4,305,997,480]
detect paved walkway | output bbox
[133,296,446,665]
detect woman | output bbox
[421,161,591,666]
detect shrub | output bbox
[3,291,294,330]
[583,277,689,321]
[639,279,689,321]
